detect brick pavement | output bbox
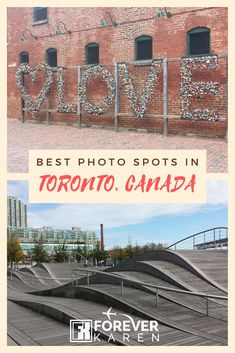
[7,119,227,173]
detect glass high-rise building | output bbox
[7,196,27,228]
[7,196,98,253]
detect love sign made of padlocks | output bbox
[16,56,220,121]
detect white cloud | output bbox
[25,180,227,230]
[7,180,28,203]
[206,180,227,204]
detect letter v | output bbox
[118,60,162,117]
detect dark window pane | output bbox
[46,49,57,67]
[136,38,152,60]
[189,30,210,55]
[34,7,47,22]
[86,45,99,64]
[20,52,29,64]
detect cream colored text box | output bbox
[29,150,206,203]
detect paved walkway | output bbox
[7,119,227,173]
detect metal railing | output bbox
[8,266,228,317]
[166,227,228,250]
[71,268,227,317]
[8,268,70,285]
[19,54,228,137]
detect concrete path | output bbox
[7,119,227,173]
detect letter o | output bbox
[79,66,116,115]
[102,320,112,331]
[104,176,115,191]
[47,175,57,191]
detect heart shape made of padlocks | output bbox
[16,62,53,118]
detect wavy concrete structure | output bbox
[7,249,228,346]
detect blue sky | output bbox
[8,180,227,249]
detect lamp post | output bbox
[156,7,172,19]
[101,11,118,27]
[55,21,72,35]
[20,28,38,41]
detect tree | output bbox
[53,242,69,263]
[123,244,136,260]
[109,246,125,265]
[7,236,25,268]
[143,242,167,252]
[76,245,92,264]
[31,236,49,264]
[107,241,168,265]
[91,243,108,266]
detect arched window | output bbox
[46,48,57,67]
[187,27,210,56]
[135,35,153,61]
[19,51,29,64]
[85,43,99,65]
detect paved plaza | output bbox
[7,119,227,173]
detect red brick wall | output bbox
[7,7,228,137]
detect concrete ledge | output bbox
[107,250,228,293]
[9,299,125,346]
[18,286,227,345]
[160,250,228,293]
[7,323,39,346]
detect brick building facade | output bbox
[7,7,228,137]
